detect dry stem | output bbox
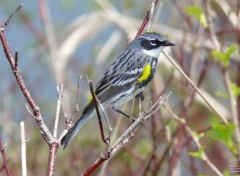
[20,122,27,176]
[164,104,223,176]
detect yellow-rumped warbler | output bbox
[61,32,174,148]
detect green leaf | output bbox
[215,91,229,99]
[185,6,207,27]
[208,118,237,154]
[230,83,240,98]
[212,50,229,67]
[188,147,205,159]
[223,170,230,176]
[211,44,238,68]
[192,131,204,140]
[226,44,238,58]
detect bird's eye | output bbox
[149,39,158,46]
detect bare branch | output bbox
[59,76,82,141]
[163,51,228,124]
[146,0,159,32]
[135,11,150,38]
[0,138,11,176]
[82,90,172,175]
[223,71,240,161]
[46,142,59,176]
[0,20,54,144]
[86,76,109,144]
[164,104,223,176]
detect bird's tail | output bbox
[61,104,94,149]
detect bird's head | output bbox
[129,32,175,58]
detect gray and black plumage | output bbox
[61,32,174,148]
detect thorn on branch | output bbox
[14,50,18,68]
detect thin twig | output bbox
[20,122,27,176]
[163,51,228,124]
[146,0,158,32]
[82,157,107,176]
[0,27,54,144]
[38,0,58,80]
[87,77,108,144]
[223,71,240,161]
[0,6,53,143]
[98,101,112,143]
[25,105,53,143]
[151,1,163,30]
[135,11,150,38]
[142,144,157,176]
[82,90,172,176]
[1,4,23,28]
[205,0,220,50]
[76,75,82,106]
[59,76,82,140]
[205,0,240,161]
[154,131,176,175]
[206,0,240,161]
[111,90,172,152]
[82,1,162,175]
[0,138,11,176]
[68,75,82,124]
[164,104,223,176]
[53,84,63,138]
[138,97,142,117]
[99,115,123,176]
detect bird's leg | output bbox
[112,107,136,121]
[135,92,144,101]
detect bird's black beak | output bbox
[164,40,175,46]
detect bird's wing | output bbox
[95,50,148,103]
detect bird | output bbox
[61,32,175,148]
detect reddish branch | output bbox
[135,11,150,38]
[47,142,59,176]
[0,139,11,176]
[82,158,107,176]
[135,0,159,38]
[0,26,54,143]
[0,5,59,176]
[167,125,184,176]
[88,80,108,144]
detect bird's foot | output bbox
[135,92,144,101]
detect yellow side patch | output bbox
[138,64,151,82]
[88,95,93,104]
